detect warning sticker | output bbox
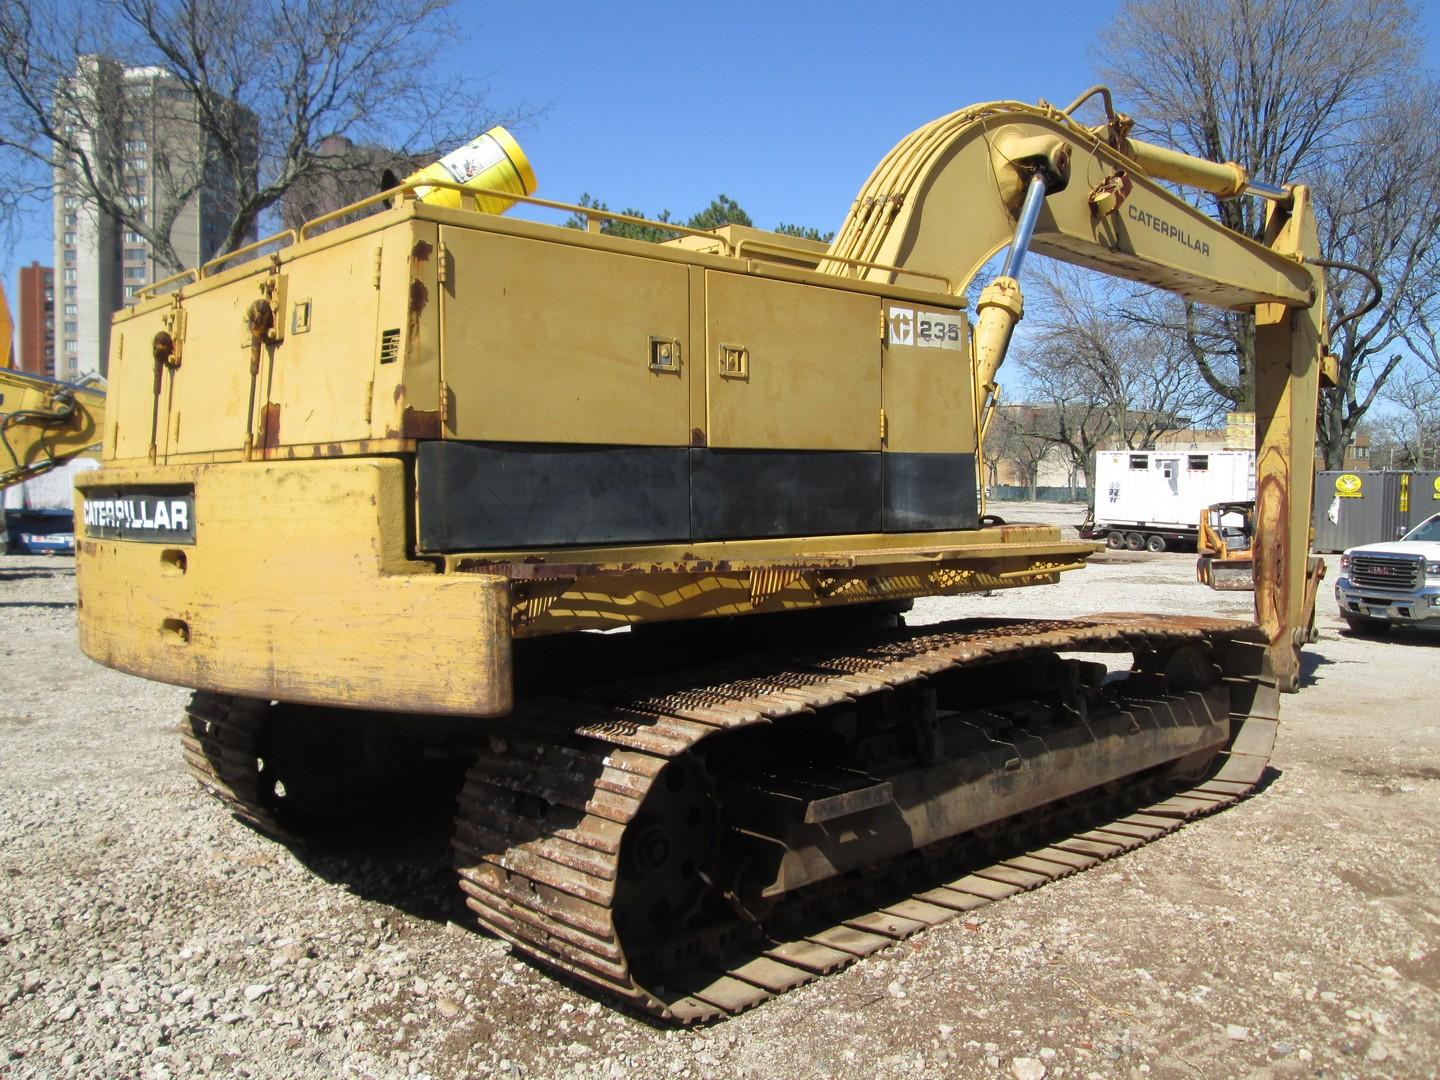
[1334,473,1363,498]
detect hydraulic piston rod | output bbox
[973,172,1050,406]
[1001,174,1048,280]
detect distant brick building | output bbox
[280,135,419,232]
[17,262,55,377]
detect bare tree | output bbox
[1018,399,1112,505]
[980,404,1022,492]
[1095,0,1436,465]
[1308,91,1440,466]
[1376,366,1440,469]
[0,0,522,273]
[1010,264,1226,498]
[988,407,1054,501]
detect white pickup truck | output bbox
[1334,512,1440,634]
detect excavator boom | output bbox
[823,98,1326,688]
[0,368,106,491]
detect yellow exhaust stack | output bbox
[401,126,537,215]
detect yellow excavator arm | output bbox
[822,92,1327,689]
[0,368,106,491]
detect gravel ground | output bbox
[2,507,1438,1080]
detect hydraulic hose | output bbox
[0,389,78,473]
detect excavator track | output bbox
[452,613,1279,1023]
[180,613,1278,1023]
[180,691,293,842]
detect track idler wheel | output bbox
[614,755,720,942]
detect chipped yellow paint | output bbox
[74,458,511,716]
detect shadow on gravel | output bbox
[1250,764,1284,797]
[284,829,476,928]
[0,569,68,582]
[0,600,75,609]
[1338,626,1439,647]
[1299,649,1334,687]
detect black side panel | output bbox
[690,449,882,540]
[417,442,690,551]
[883,452,979,532]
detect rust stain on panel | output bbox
[259,403,282,453]
[406,282,429,369]
[401,408,441,439]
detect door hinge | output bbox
[362,380,374,425]
[373,245,383,289]
[879,407,888,444]
[161,301,187,367]
[437,240,449,286]
[439,379,449,425]
[880,309,888,341]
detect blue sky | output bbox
[7,0,1440,317]
[452,0,1125,233]
[4,1,1130,295]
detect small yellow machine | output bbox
[75,90,1329,1020]
[1198,500,1258,590]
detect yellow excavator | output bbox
[1,279,104,493]
[0,366,106,491]
[74,91,1329,1021]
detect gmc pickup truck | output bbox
[1335,512,1440,634]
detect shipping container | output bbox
[1413,470,1440,527]
[1311,470,1416,553]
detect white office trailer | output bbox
[1089,449,1255,551]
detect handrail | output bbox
[200,229,297,277]
[145,177,763,293]
[299,178,738,256]
[131,229,298,301]
[735,238,955,293]
[296,186,409,240]
[403,179,739,254]
[135,267,199,301]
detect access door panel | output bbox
[704,272,880,451]
[439,228,691,446]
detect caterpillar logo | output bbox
[887,307,914,345]
[1126,204,1212,256]
[887,305,962,350]
[82,492,196,542]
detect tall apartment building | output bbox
[52,58,254,380]
[17,263,57,377]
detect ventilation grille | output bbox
[379,328,400,364]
